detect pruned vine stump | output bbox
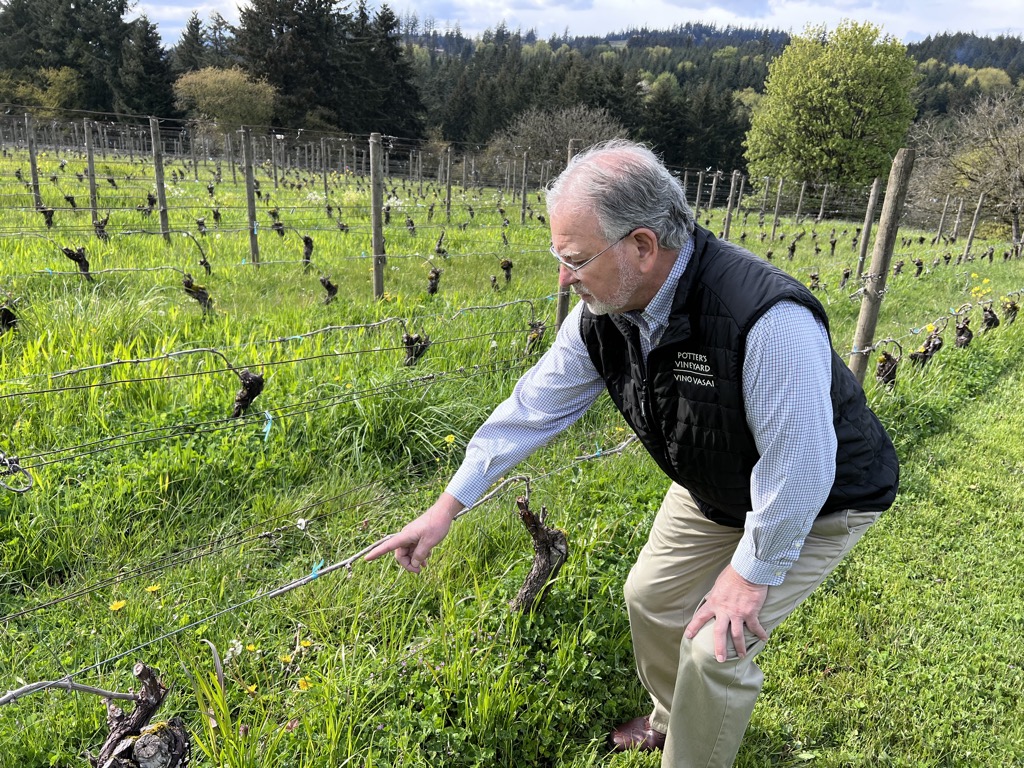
[509,496,568,613]
[87,662,190,768]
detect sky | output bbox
[139,0,1024,48]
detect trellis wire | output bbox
[0,430,640,706]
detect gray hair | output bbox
[546,139,695,250]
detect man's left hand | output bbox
[684,564,769,662]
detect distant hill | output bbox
[605,23,791,50]
[907,32,1024,80]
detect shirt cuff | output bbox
[444,458,495,509]
[730,533,802,586]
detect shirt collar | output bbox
[623,235,694,336]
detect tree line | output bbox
[0,1,1021,179]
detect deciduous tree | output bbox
[173,67,276,132]
[745,20,918,186]
[913,91,1024,242]
[484,104,627,177]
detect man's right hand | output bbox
[363,492,464,573]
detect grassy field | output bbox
[0,144,1023,767]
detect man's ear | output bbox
[631,228,660,269]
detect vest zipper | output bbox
[627,324,658,437]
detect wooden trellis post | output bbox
[270,134,279,189]
[445,146,453,223]
[857,177,882,278]
[935,193,950,242]
[759,176,770,226]
[189,122,198,181]
[962,192,986,260]
[241,126,260,265]
[519,150,528,224]
[85,119,99,223]
[149,117,171,243]
[321,137,329,202]
[848,149,915,385]
[708,171,721,212]
[951,197,965,240]
[770,178,784,240]
[227,133,236,184]
[24,115,42,210]
[723,170,739,240]
[370,132,386,300]
[817,183,829,223]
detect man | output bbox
[366,140,899,767]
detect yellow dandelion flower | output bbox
[983,278,990,284]
[246,683,257,694]
[298,677,311,691]
[145,584,160,593]
[926,324,936,332]
[109,600,127,612]
[246,644,258,652]
[444,434,455,444]
[971,273,978,278]
[279,654,293,664]
[300,640,312,648]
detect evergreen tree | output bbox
[438,67,476,143]
[171,11,207,75]
[205,12,237,69]
[0,0,36,74]
[338,2,423,135]
[114,16,175,116]
[233,0,350,126]
[365,4,424,136]
[638,73,690,167]
[682,80,745,170]
[466,25,529,142]
[0,0,130,111]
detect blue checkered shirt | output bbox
[447,241,837,585]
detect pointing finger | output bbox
[364,533,404,562]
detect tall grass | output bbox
[1,145,1023,766]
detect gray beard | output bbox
[575,255,643,316]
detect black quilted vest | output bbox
[580,226,899,527]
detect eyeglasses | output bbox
[549,230,633,273]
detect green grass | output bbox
[1,144,1023,767]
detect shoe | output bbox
[608,715,666,752]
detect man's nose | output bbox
[558,263,578,288]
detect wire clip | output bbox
[0,449,32,493]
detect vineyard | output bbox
[1,116,1023,768]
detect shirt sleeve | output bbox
[731,301,838,586]
[445,301,606,508]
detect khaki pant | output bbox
[624,483,880,768]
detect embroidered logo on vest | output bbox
[673,351,716,388]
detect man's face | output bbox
[549,209,644,316]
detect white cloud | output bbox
[143,0,1023,46]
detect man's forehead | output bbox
[550,209,601,242]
